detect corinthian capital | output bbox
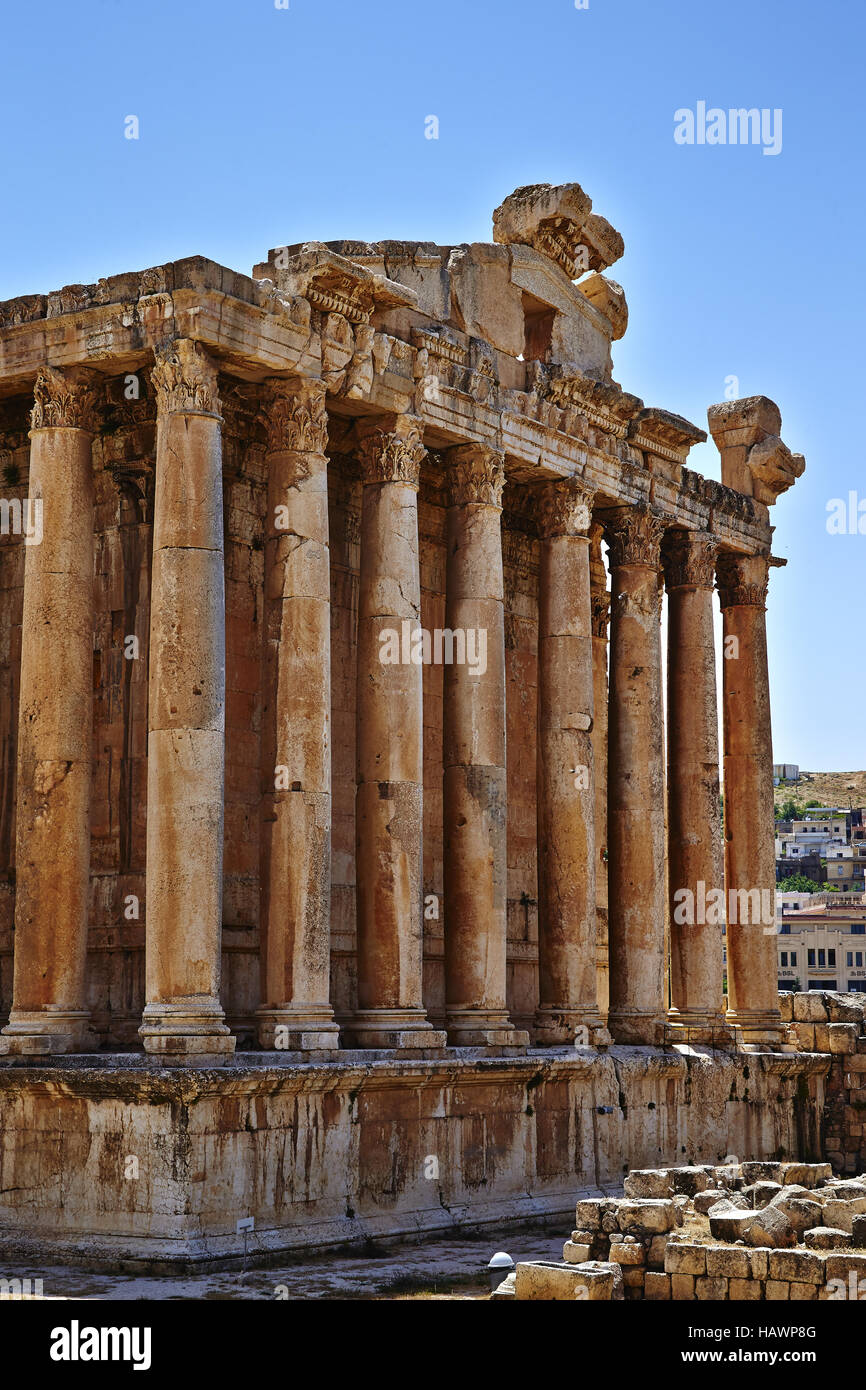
[260,377,328,455]
[151,339,221,418]
[603,505,667,570]
[30,365,102,433]
[715,552,770,610]
[535,477,595,539]
[663,530,718,590]
[356,415,425,488]
[446,443,506,509]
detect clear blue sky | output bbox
[1,0,863,770]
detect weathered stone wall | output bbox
[781,990,866,1176]
[0,1047,826,1269]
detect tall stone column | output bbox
[717,551,784,1047]
[534,480,609,1045]
[443,444,527,1049]
[663,530,728,1041]
[256,377,339,1051]
[348,416,445,1049]
[589,523,610,1022]
[603,506,668,1045]
[1,367,100,1054]
[138,340,235,1062]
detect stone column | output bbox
[255,377,339,1051]
[443,444,527,1049]
[534,480,609,1045]
[717,551,784,1047]
[589,523,610,1022]
[603,506,668,1045]
[663,530,728,1041]
[1,367,100,1054]
[138,340,235,1062]
[348,416,445,1049]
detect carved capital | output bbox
[603,506,667,570]
[150,339,221,418]
[447,443,506,509]
[663,530,718,590]
[260,377,328,455]
[356,416,425,488]
[716,552,770,610]
[30,366,102,433]
[535,477,595,539]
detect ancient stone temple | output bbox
[0,183,819,1268]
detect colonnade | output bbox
[0,352,783,1058]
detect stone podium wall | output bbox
[0,1048,827,1270]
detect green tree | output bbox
[777,874,823,894]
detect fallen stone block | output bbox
[617,1199,677,1235]
[574,1199,613,1231]
[743,1180,782,1208]
[851,1214,866,1247]
[707,1194,749,1216]
[740,1161,783,1185]
[623,1169,672,1199]
[780,1162,833,1188]
[822,1198,866,1234]
[769,1196,823,1238]
[695,1190,729,1214]
[669,1166,712,1196]
[563,1241,592,1264]
[709,1207,797,1248]
[804,1227,851,1251]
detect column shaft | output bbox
[589,524,610,1023]
[604,506,668,1044]
[717,552,784,1046]
[664,531,728,1039]
[256,377,338,1050]
[443,445,527,1048]
[139,340,234,1062]
[535,480,609,1045]
[348,417,445,1049]
[1,367,99,1054]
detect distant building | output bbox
[775,892,866,993]
[773,763,800,786]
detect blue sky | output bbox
[1,0,863,770]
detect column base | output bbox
[665,1010,737,1049]
[725,1008,788,1050]
[446,1009,529,1050]
[342,1009,447,1051]
[607,1009,666,1046]
[139,1002,236,1065]
[534,1007,612,1047]
[256,1005,340,1052]
[0,1009,96,1055]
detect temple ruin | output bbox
[0,182,825,1269]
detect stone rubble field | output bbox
[496,1159,866,1301]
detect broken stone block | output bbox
[852,1214,866,1247]
[617,1199,677,1235]
[695,1190,729,1214]
[574,1199,611,1231]
[669,1166,713,1197]
[623,1169,672,1199]
[815,1198,866,1234]
[609,1240,646,1267]
[709,1207,797,1248]
[743,1180,783,1208]
[707,1194,749,1216]
[563,1240,592,1264]
[804,1227,851,1251]
[769,1195,823,1238]
[780,1162,833,1188]
[740,1161,783,1185]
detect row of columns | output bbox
[0,349,782,1058]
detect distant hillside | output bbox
[780,770,866,809]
